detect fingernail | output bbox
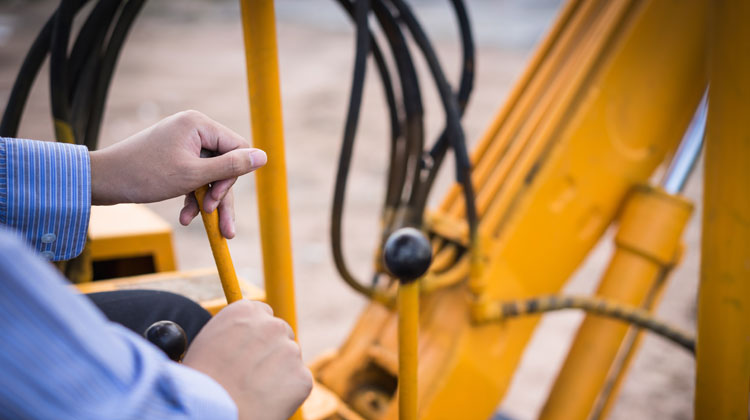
[249,149,268,168]
[206,200,217,213]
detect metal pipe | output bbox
[398,281,419,420]
[661,89,708,194]
[239,3,303,419]
[195,186,243,304]
[239,0,300,332]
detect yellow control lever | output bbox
[195,150,243,304]
[383,228,433,420]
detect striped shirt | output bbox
[0,138,237,419]
[0,138,89,261]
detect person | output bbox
[0,110,313,420]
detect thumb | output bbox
[200,148,267,182]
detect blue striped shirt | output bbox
[0,138,90,261]
[0,138,237,419]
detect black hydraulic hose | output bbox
[332,0,403,291]
[70,1,125,145]
[49,0,77,140]
[67,0,122,95]
[331,0,428,295]
[330,0,375,298]
[370,0,424,223]
[0,16,54,137]
[1,0,90,138]
[386,0,478,239]
[332,0,401,146]
[83,0,146,149]
[333,0,404,225]
[410,0,475,216]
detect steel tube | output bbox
[398,280,419,420]
[239,0,299,332]
[195,186,243,304]
[662,89,708,194]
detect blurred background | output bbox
[0,1,698,418]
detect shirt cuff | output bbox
[0,138,91,261]
[166,363,239,420]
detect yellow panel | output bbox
[74,268,265,315]
[88,203,176,272]
[695,2,750,418]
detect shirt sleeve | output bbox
[0,229,238,420]
[0,137,91,261]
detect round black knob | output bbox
[383,227,432,283]
[144,320,187,362]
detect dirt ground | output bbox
[0,1,699,418]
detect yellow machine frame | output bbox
[71,0,748,419]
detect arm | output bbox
[0,230,237,419]
[0,110,266,260]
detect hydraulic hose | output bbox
[331,0,428,298]
[330,0,376,299]
[0,16,54,137]
[387,0,478,241]
[329,0,478,298]
[410,0,475,216]
[49,0,78,142]
[83,0,146,149]
[475,295,696,354]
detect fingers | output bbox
[202,177,237,213]
[183,184,236,239]
[199,148,268,183]
[179,193,200,226]
[280,319,296,342]
[217,190,236,239]
[186,111,251,154]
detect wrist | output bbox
[89,149,121,205]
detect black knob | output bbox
[144,320,187,362]
[383,227,432,283]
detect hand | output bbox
[89,110,267,238]
[183,300,313,420]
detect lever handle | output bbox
[382,227,431,420]
[195,148,243,304]
[144,320,187,362]
[383,227,432,284]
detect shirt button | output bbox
[41,251,55,260]
[41,233,56,244]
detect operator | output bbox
[0,110,312,420]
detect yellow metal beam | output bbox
[315,1,708,419]
[695,2,750,418]
[239,0,300,332]
[239,2,304,419]
[540,186,693,420]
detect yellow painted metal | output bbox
[695,2,750,418]
[239,2,304,419]
[88,204,176,274]
[53,119,75,144]
[195,185,243,304]
[314,1,707,419]
[75,268,265,315]
[540,185,693,420]
[398,281,419,420]
[239,0,300,335]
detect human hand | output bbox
[89,110,267,238]
[183,300,312,420]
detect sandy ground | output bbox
[0,1,699,418]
